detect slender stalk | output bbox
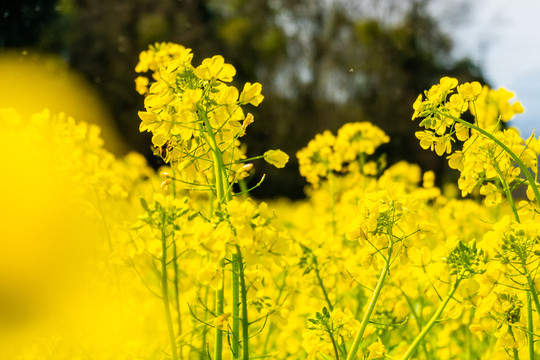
[325,323,340,360]
[161,212,178,360]
[232,253,240,358]
[527,292,534,360]
[508,326,521,360]
[236,246,250,360]
[400,278,461,360]
[491,158,520,222]
[171,170,183,342]
[399,288,430,359]
[346,235,394,360]
[173,240,183,354]
[214,258,225,360]
[202,286,210,360]
[524,271,540,324]
[315,263,334,312]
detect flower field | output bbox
[1,43,540,360]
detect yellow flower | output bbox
[213,313,231,330]
[239,82,264,106]
[455,122,470,141]
[264,149,289,168]
[458,81,482,102]
[366,338,387,360]
[194,55,236,82]
[411,94,424,120]
[447,151,464,171]
[422,170,435,188]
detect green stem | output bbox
[325,323,340,360]
[202,285,210,360]
[527,292,534,359]
[346,234,394,360]
[173,240,183,349]
[491,157,520,222]
[399,288,430,359]
[232,253,240,358]
[200,106,233,360]
[199,106,231,203]
[214,258,225,360]
[161,212,178,360]
[524,271,540,323]
[170,169,183,345]
[508,326,521,360]
[315,263,333,311]
[400,277,461,360]
[433,109,540,208]
[236,246,250,360]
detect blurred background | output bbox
[1,0,536,199]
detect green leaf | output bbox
[140,197,149,211]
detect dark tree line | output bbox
[1,0,485,198]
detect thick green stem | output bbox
[346,236,394,360]
[400,278,461,360]
[161,213,178,360]
[236,246,250,360]
[199,107,232,203]
[200,106,234,360]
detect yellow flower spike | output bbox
[264,149,289,168]
[194,55,236,82]
[239,82,264,106]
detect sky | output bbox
[439,0,540,138]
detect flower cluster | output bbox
[413,77,539,205]
[135,42,278,191]
[297,121,389,186]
